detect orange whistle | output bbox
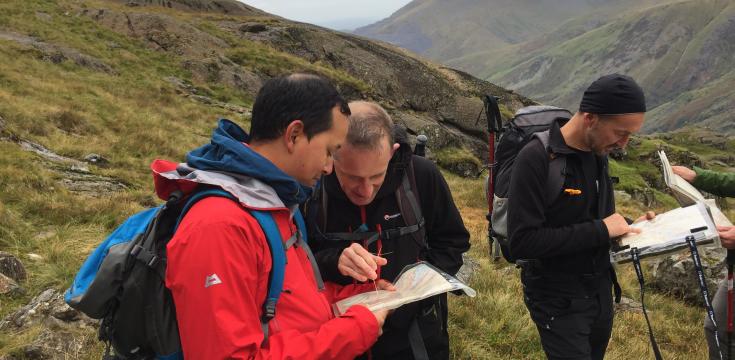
[564,188,582,196]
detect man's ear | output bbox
[582,112,597,128]
[390,143,400,156]
[283,120,305,153]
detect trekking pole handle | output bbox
[414,134,428,157]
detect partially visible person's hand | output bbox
[634,211,656,224]
[672,165,697,183]
[338,243,387,282]
[375,279,396,292]
[603,213,641,238]
[371,309,390,336]
[718,225,735,249]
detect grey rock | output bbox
[69,163,90,173]
[1,288,95,330]
[239,23,267,33]
[614,296,644,314]
[438,158,481,178]
[21,328,90,359]
[456,253,479,284]
[609,148,627,160]
[83,153,110,167]
[648,246,726,306]
[0,251,27,282]
[0,289,98,359]
[0,31,115,74]
[0,273,23,296]
[614,190,632,202]
[166,76,253,115]
[2,130,127,195]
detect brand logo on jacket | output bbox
[205,273,222,288]
[384,213,402,221]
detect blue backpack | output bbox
[65,188,307,359]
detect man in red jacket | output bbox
[158,74,392,359]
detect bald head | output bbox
[345,101,394,150]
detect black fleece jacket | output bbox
[309,141,469,283]
[306,139,470,357]
[508,120,614,290]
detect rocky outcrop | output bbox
[75,2,533,167]
[0,31,116,74]
[0,274,23,296]
[648,246,726,306]
[0,289,98,359]
[456,253,480,284]
[0,252,27,282]
[614,296,644,314]
[0,123,127,196]
[166,76,252,115]
[111,0,266,16]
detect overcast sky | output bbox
[240,0,412,31]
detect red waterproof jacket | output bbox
[154,159,379,359]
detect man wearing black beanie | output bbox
[508,74,653,359]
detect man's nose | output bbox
[357,180,372,197]
[616,135,630,148]
[322,158,334,175]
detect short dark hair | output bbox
[249,73,350,142]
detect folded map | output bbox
[333,262,476,315]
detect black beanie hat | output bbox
[579,74,646,114]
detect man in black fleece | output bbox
[307,101,470,360]
[508,74,652,360]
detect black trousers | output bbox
[523,281,614,360]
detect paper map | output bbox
[333,262,476,315]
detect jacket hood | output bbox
[182,119,312,207]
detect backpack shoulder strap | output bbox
[535,131,567,207]
[248,210,287,343]
[395,158,428,251]
[175,188,290,344]
[249,208,325,343]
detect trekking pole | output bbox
[476,95,502,260]
[688,234,725,360]
[728,249,734,360]
[414,134,427,157]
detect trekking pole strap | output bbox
[630,247,664,360]
[687,235,724,360]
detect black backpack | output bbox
[65,188,297,359]
[488,105,572,262]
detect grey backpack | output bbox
[488,106,572,261]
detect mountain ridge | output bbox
[355,0,735,134]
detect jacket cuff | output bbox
[692,166,706,188]
[594,219,610,246]
[341,305,380,347]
